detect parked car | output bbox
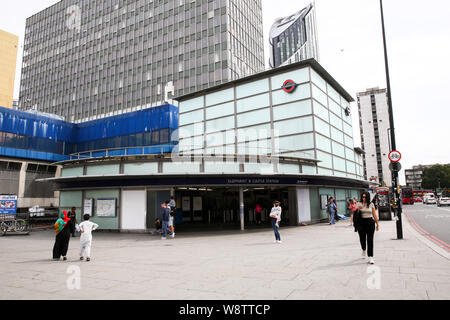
[423,193,436,205]
[437,192,450,207]
[414,196,423,203]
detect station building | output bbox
[2,59,368,231]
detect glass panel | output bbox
[205,144,235,156]
[86,164,120,176]
[314,117,330,137]
[179,96,204,113]
[205,87,234,106]
[278,163,300,174]
[244,163,275,174]
[318,167,333,176]
[327,83,340,105]
[316,150,333,169]
[278,133,314,152]
[302,165,317,174]
[178,122,204,139]
[281,150,315,159]
[332,141,345,158]
[178,136,204,151]
[313,100,328,121]
[237,108,270,128]
[344,134,354,148]
[333,156,346,172]
[312,84,328,106]
[236,93,270,113]
[179,109,204,126]
[205,101,234,120]
[237,124,271,143]
[330,127,344,144]
[329,112,343,131]
[310,68,327,92]
[328,97,341,117]
[205,115,235,133]
[238,139,272,156]
[273,100,312,121]
[343,122,353,136]
[273,116,313,137]
[123,163,158,175]
[206,130,235,147]
[164,162,200,173]
[346,161,356,174]
[272,83,310,105]
[236,79,269,99]
[270,67,310,89]
[345,147,355,160]
[315,134,331,153]
[204,161,240,173]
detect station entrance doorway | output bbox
[173,187,293,229]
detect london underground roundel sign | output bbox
[282,80,298,93]
[388,150,402,163]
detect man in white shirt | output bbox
[78,214,99,262]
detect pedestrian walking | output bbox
[354,192,380,264]
[349,198,357,226]
[78,214,99,262]
[255,203,262,225]
[168,196,176,236]
[161,201,174,240]
[269,201,282,243]
[326,197,337,225]
[68,207,78,237]
[52,211,71,261]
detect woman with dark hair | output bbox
[52,211,72,261]
[355,192,379,264]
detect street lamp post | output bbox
[379,0,403,239]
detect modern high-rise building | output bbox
[269,2,319,68]
[19,0,265,123]
[0,29,19,109]
[357,87,392,187]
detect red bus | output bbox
[401,187,414,205]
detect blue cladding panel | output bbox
[0,104,179,161]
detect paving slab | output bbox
[0,213,449,300]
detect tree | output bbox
[421,165,450,190]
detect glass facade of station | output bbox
[177,63,364,179]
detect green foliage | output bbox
[421,165,450,190]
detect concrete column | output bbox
[239,187,244,231]
[17,162,28,198]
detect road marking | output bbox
[429,235,450,249]
[404,212,450,252]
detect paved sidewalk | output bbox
[0,214,449,300]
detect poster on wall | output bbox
[96,198,116,217]
[83,199,93,216]
[182,197,190,212]
[0,195,17,219]
[193,197,202,211]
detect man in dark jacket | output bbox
[68,207,77,237]
[160,201,173,240]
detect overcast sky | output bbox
[1,0,450,184]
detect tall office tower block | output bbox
[357,87,392,187]
[19,0,265,122]
[269,2,319,68]
[0,29,19,109]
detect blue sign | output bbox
[0,195,18,215]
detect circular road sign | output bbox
[282,80,298,93]
[389,162,402,172]
[388,150,402,163]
